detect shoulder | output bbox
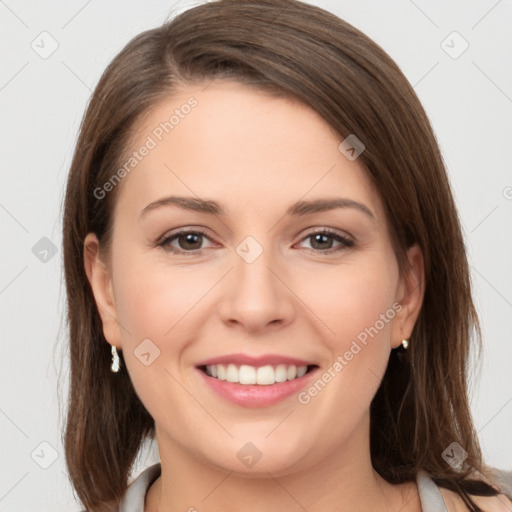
[471,494,512,511]
[439,486,512,512]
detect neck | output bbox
[145,419,420,512]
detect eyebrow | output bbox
[139,195,375,220]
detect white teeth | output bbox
[256,365,275,385]
[226,364,238,383]
[275,364,288,382]
[297,365,307,378]
[287,365,297,380]
[239,365,256,385]
[204,363,309,385]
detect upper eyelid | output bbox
[298,226,352,240]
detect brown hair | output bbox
[62,1,502,510]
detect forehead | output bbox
[114,80,385,223]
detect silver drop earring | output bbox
[111,345,121,373]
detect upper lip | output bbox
[196,353,317,368]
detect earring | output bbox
[111,345,121,373]
[401,338,409,349]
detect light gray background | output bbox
[1,0,511,510]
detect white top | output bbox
[116,463,459,512]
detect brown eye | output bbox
[298,230,354,254]
[176,232,203,250]
[158,229,214,254]
[310,233,335,250]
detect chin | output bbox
[197,436,317,478]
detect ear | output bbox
[83,233,122,349]
[391,243,425,349]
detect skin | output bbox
[84,81,426,512]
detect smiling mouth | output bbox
[198,363,318,385]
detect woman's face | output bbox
[85,81,423,476]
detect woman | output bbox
[62,1,512,510]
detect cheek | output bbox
[307,256,398,395]
[112,252,209,342]
[296,264,397,429]
[303,256,399,350]
[296,255,398,412]
[110,253,207,415]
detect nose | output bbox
[218,245,296,334]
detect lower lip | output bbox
[197,367,318,407]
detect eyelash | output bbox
[156,228,354,255]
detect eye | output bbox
[156,227,354,255]
[297,229,354,254]
[157,229,215,254]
